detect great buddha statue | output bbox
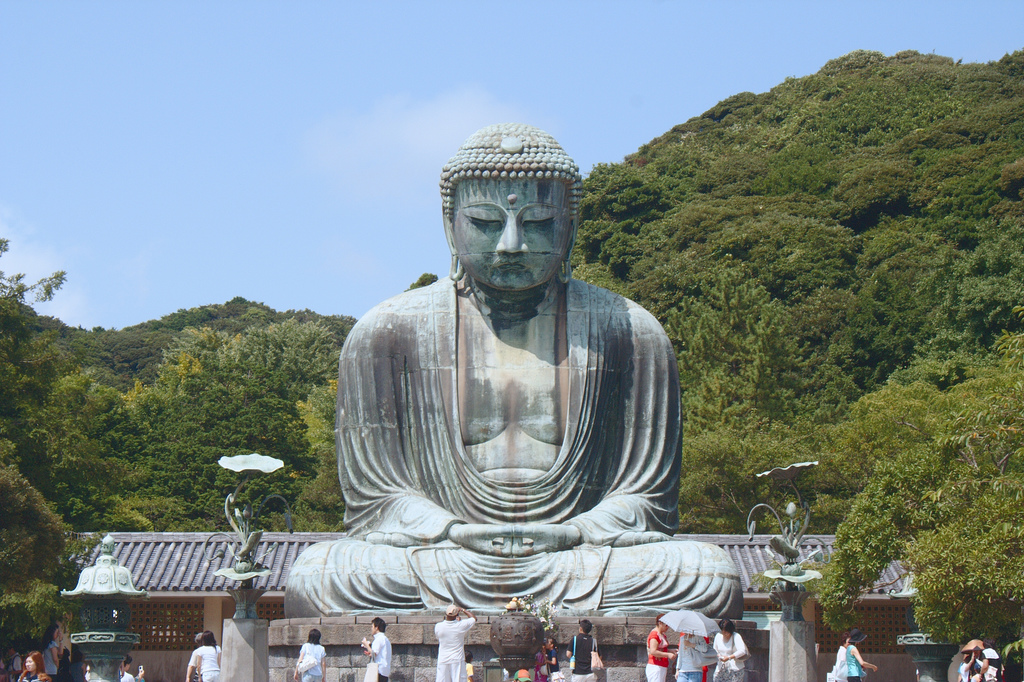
[284,124,742,617]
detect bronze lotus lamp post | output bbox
[202,453,293,619]
[62,535,148,682]
[746,461,828,621]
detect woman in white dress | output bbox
[712,619,747,682]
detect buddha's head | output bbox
[441,124,582,291]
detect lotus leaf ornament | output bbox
[218,453,284,474]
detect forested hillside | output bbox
[3,49,1024,641]
[48,297,355,391]
[573,49,1024,536]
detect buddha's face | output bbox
[452,178,573,291]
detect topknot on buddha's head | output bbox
[440,123,583,224]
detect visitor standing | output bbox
[295,628,327,682]
[960,644,985,682]
[184,631,220,682]
[982,639,1003,682]
[120,655,135,682]
[844,629,877,682]
[52,650,70,682]
[67,651,85,682]
[5,647,23,680]
[186,633,202,682]
[435,606,476,682]
[676,634,712,682]
[566,620,600,682]
[17,652,51,682]
[711,619,747,682]
[828,632,849,682]
[361,618,392,682]
[646,617,675,682]
[40,627,60,677]
[544,638,562,682]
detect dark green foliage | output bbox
[575,49,1024,640]
[53,298,355,391]
[408,273,439,290]
[0,464,67,641]
[294,382,345,530]
[116,321,339,531]
[576,49,1024,412]
[818,328,1024,642]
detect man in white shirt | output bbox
[361,617,393,682]
[435,605,476,682]
[120,655,135,682]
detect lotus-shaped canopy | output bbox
[218,453,284,474]
[62,535,147,600]
[755,461,818,481]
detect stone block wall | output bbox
[269,617,769,682]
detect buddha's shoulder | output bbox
[568,280,665,330]
[344,280,452,341]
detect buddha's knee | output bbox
[284,539,423,616]
[602,540,742,617]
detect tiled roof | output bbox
[105,532,338,595]
[685,534,905,595]
[103,532,905,596]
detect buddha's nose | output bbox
[496,212,529,253]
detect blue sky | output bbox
[2,1,1022,329]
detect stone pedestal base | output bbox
[768,620,815,682]
[223,618,269,682]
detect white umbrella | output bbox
[658,609,721,638]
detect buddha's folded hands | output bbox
[448,523,583,556]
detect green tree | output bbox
[819,310,1024,641]
[667,264,802,432]
[0,465,69,645]
[120,322,337,530]
[294,381,345,530]
[0,238,67,468]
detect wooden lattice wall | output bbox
[132,600,205,651]
[742,599,910,656]
[815,601,910,655]
[258,599,285,621]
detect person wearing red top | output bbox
[646,617,675,682]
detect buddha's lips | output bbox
[493,258,527,270]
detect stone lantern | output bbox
[62,534,148,682]
[889,576,959,682]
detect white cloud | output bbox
[304,87,535,200]
[0,207,63,287]
[0,205,95,325]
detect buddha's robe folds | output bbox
[285,280,742,617]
